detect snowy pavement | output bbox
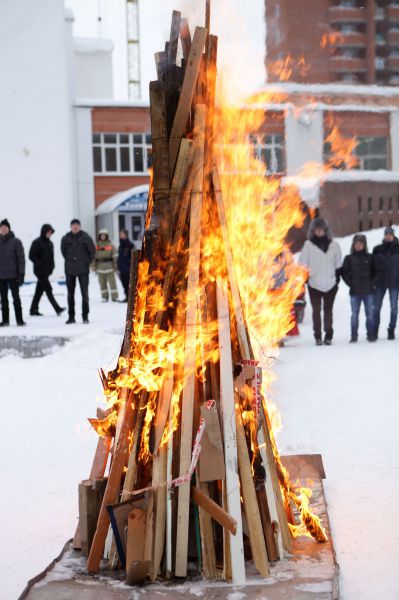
[1,229,399,599]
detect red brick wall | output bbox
[94,175,150,208]
[92,107,150,133]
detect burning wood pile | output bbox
[75,7,328,586]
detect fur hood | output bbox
[307,217,333,241]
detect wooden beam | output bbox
[174,104,206,578]
[150,81,171,246]
[168,27,207,179]
[191,486,237,536]
[216,276,246,585]
[168,10,181,65]
[235,410,269,577]
[149,444,167,580]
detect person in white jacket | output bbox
[299,217,342,345]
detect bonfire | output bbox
[74,5,328,586]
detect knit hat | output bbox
[0,218,11,229]
[70,218,81,226]
[307,217,333,241]
[384,226,395,236]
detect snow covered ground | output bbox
[1,228,399,599]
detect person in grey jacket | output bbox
[0,218,26,326]
[61,219,95,324]
[299,217,342,345]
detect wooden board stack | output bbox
[75,6,327,586]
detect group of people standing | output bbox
[300,217,399,344]
[0,218,135,326]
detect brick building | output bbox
[266,0,399,85]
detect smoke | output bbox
[141,0,265,103]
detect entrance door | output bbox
[118,212,145,244]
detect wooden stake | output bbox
[175,104,206,578]
[191,485,237,536]
[216,277,245,585]
[168,10,181,65]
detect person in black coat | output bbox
[29,224,65,316]
[61,219,95,324]
[372,226,399,340]
[342,234,376,343]
[117,230,134,302]
[0,218,26,326]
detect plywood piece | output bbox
[199,403,225,482]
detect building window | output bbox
[249,134,286,174]
[92,133,153,174]
[358,196,362,213]
[324,136,388,171]
[355,137,388,170]
[379,197,384,213]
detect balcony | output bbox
[329,55,368,72]
[333,31,367,46]
[387,6,399,20]
[329,6,367,24]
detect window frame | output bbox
[249,133,286,175]
[92,132,152,175]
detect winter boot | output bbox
[388,328,395,340]
[350,336,358,343]
[30,309,43,316]
[17,320,27,326]
[315,337,322,346]
[0,307,9,326]
[323,335,333,346]
[56,307,66,316]
[66,317,76,324]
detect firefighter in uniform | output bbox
[93,229,119,302]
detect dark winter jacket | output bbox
[372,239,399,289]
[117,237,134,274]
[0,231,25,281]
[61,230,95,276]
[29,225,55,277]
[342,251,375,296]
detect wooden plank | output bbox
[180,18,192,60]
[155,51,167,80]
[235,410,270,577]
[168,10,181,65]
[126,508,146,568]
[121,249,139,359]
[149,443,168,581]
[195,477,217,579]
[78,479,107,556]
[192,485,237,536]
[168,27,207,179]
[150,80,171,246]
[199,402,225,482]
[174,104,206,578]
[153,370,174,455]
[216,276,246,585]
[170,138,192,227]
[281,454,326,480]
[73,436,111,549]
[212,164,291,555]
[87,392,136,573]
